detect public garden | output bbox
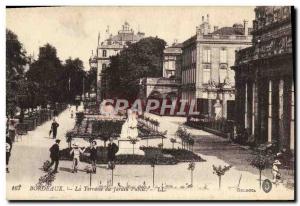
[6,103,294,200]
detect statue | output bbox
[120,109,138,139]
[213,99,222,120]
[117,109,144,155]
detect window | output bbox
[220,49,227,63]
[102,50,107,57]
[203,48,211,63]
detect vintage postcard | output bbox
[6,6,295,200]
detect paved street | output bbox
[7,109,293,200]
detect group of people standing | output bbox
[47,137,119,174]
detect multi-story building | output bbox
[232,6,294,152]
[179,15,252,119]
[163,42,182,78]
[95,22,145,101]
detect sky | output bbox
[6,6,255,70]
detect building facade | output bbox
[163,42,182,78]
[233,6,294,151]
[179,15,252,119]
[95,22,145,101]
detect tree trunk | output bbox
[132,144,135,155]
[152,166,155,187]
[20,108,24,123]
[90,173,92,187]
[219,176,221,189]
[161,138,164,148]
[172,143,174,149]
[259,170,262,189]
[111,169,114,186]
[191,170,193,187]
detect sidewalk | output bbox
[7,106,75,186]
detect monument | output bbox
[117,109,145,155]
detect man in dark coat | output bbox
[6,135,12,173]
[107,137,119,168]
[50,119,59,139]
[90,141,97,173]
[49,139,60,173]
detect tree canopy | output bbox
[101,37,166,100]
[6,28,93,116]
[6,29,28,116]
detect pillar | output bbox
[268,80,272,142]
[290,81,294,151]
[252,82,257,135]
[279,79,284,149]
[245,83,248,128]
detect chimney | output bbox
[202,16,204,23]
[173,39,178,45]
[214,26,219,32]
[243,20,248,36]
[207,14,210,23]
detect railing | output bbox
[202,34,251,41]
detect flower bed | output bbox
[140,146,205,162]
[59,147,178,165]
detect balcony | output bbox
[235,46,255,65]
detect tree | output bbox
[188,137,195,152]
[6,29,27,117]
[62,58,86,102]
[103,37,166,100]
[26,44,86,105]
[85,67,97,96]
[212,165,232,189]
[170,138,177,149]
[250,154,269,189]
[108,161,116,186]
[150,157,157,187]
[26,44,63,104]
[129,138,138,155]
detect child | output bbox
[272,159,281,184]
[70,143,86,173]
[107,137,119,169]
[89,141,97,173]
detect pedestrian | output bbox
[107,137,119,168]
[8,119,17,142]
[70,143,86,173]
[50,119,59,139]
[6,135,12,173]
[48,139,61,173]
[90,141,97,173]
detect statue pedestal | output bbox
[116,138,145,155]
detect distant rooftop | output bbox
[211,26,245,36]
